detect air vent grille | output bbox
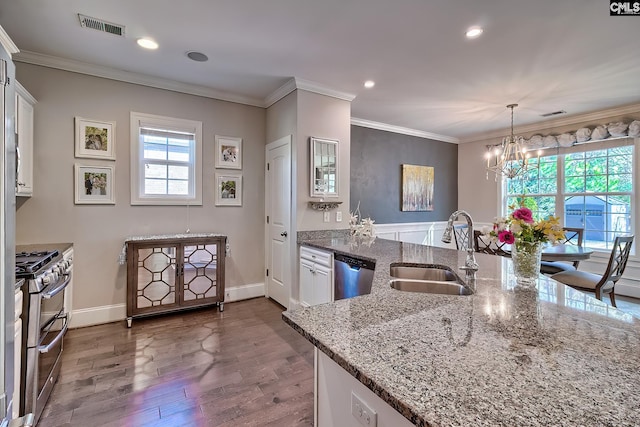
[78,14,125,36]
[540,110,567,118]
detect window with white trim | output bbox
[504,138,636,252]
[130,112,203,205]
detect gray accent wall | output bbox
[350,125,458,223]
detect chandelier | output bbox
[485,104,538,180]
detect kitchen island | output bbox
[283,235,640,427]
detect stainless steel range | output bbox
[15,250,72,424]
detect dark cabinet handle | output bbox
[280,231,288,237]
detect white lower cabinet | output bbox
[299,246,333,307]
[14,288,23,418]
[316,348,413,427]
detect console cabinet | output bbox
[125,234,226,327]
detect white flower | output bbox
[481,225,492,235]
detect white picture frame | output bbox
[74,164,115,204]
[215,135,242,169]
[215,173,242,206]
[75,117,116,160]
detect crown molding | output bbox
[460,103,640,143]
[0,26,19,57]
[351,118,459,144]
[264,77,357,107]
[264,78,297,107]
[293,78,356,102]
[14,50,265,107]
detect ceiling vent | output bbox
[78,14,125,37]
[540,110,567,118]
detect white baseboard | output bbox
[69,282,265,329]
[69,303,126,329]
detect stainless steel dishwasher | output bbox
[333,254,376,300]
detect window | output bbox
[504,138,635,252]
[130,112,202,205]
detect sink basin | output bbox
[389,264,471,295]
[390,279,472,296]
[389,265,458,281]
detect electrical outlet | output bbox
[336,211,342,222]
[351,392,377,427]
[323,211,330,222]
[225,243,231,257]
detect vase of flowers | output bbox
[486,206,565,287]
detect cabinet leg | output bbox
[219,302,224,312]
[126,317,132,328]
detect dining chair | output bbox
[473,230,510,257]
[540,227,584,275]
[551,235,634,307]
[452,224,470,251]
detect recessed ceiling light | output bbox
[187,51,209,62]
[137,38,158,50]
[465,26,483,39]
[364,80,375,89]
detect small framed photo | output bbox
[75,117,116,160]
[215,173,242,206]
[215,135,242,169]
[74,164,115,204]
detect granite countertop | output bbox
[125,233,226,243]
[283,234,640,427]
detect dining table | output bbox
[539,244,594,262]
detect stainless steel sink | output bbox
[390,279,472,296]
[389,266,458,281]
[389,264,472,295]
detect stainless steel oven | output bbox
[16,250,72,424]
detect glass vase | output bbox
[511,240,543,287]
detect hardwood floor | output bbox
[38,298,314,427]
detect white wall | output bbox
[15,63,266,324]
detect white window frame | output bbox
[499,136,638,254]
[130,112,203,205]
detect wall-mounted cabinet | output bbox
[15,81,36,197]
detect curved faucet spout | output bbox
[442,210,479,272]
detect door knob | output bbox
[280,231,288,237]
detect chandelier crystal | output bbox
[485,104,538,180]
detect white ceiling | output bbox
[2,0,639,142]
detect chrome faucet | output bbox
[442,210,479,272]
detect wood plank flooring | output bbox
[38,297,314,427]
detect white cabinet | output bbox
[13,288,23,419]
[299,246,333,307]
[15,81,36,197]
[63,247,74,324]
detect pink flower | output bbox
[498,230,515,244]
[512,207,534,224]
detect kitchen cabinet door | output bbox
[15,82,35,197]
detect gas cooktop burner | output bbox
[16,250,59,277]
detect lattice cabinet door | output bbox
[181,242,224,307]
[127,243,179,321]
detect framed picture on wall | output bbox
[74,164,115,204]
[215,173,242,206]
[75,117,116,160]
[215,135,242,169]
[401,164,434,211]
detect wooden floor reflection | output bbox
[38,297,314,427]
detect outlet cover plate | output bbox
[351,392,377,427]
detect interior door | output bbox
[265,136,292,308]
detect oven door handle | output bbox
[38,315,68,354]
[42,272,71,299]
